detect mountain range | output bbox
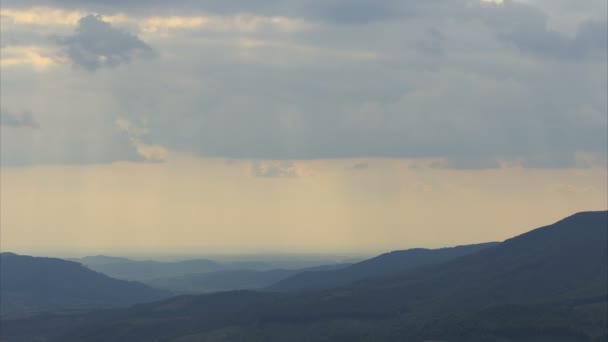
[145,263,351,293]
[69,256,272,281]
[1,211,606,341]
[268,241,499,292]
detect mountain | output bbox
[358,210,608,313]
[2,211,606,342]
[145,269,296,293]
[0,253,171,318]
[71,257,223,281]
[268,242,499,292]
[145,264,350,293]
[67,255,132,266]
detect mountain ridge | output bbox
[1,211,606,341]
[268,241,500,292]
[0,253,171,318]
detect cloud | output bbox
[59,14,155,71]
[0,46,58,70]
[0,109,39,128]
[0,0,418,24]
[430,158,502,170]
[351,162,369,170]
[251,160,298,178]
[115,118,168,162]
[502,19,607,60]
[1,0,606,168]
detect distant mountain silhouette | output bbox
[2,211,606,341]
[0,253,170,318]
[71,256,273,281]
[72,257,222,281]
[356,210,608,313]
[67,255,132,266]
[145,264,350,293]
[268,242,499,292]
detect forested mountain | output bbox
[146,264,350,293]
[268,242,499,292]
[70,257,243,281]
[2,211,606,342]
[0,253,170,318]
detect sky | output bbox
[0,0,606,256]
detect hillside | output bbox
[145,264,350,293]
[67,255,132,266]
[2,211,606,341]
[72,257,224,281]
[0,253,170,318]
[359,210,608,313]
[268,242,499,292]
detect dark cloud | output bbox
[0,0,430,23]
[430,158,501,170]
[135,53,606,168]
[503,20,607,60]
[416,28,445,56]
[0,109,39,128]
[251,160,297,178]
[351,162,369,170]
[299,0,404,24]
[2,0,606,168]
[59,14,155,71]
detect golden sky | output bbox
[2,153,606,255]
[1,1,607,257]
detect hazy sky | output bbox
[1,0,606,255]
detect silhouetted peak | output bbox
[555,210,607,225]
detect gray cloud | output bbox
[251,160,297,178]
[299,0,404,24]
[502,19,607,60]
[0,111,143,166]
[351,162,369,170]
[60,14,155,71]
[430,158,502,170]
[2,0,607,168]
[0,109,39,128]
[0,0,447,23]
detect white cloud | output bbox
[115,118,168,162]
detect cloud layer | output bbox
[0,0,606,168]
[0,109,39,128]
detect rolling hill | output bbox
[2,211,606,341]
[268,241,499,292]
[70,256,233,281]
[0,253,171,318]
[145,264,350,293]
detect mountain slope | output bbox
[145,264,350,293]
[67,255,132,266]
[0,253,170,318]
[72,257,223,281]
[269,242,499,292]
[146,269,297,293]
[358,210,608,314]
